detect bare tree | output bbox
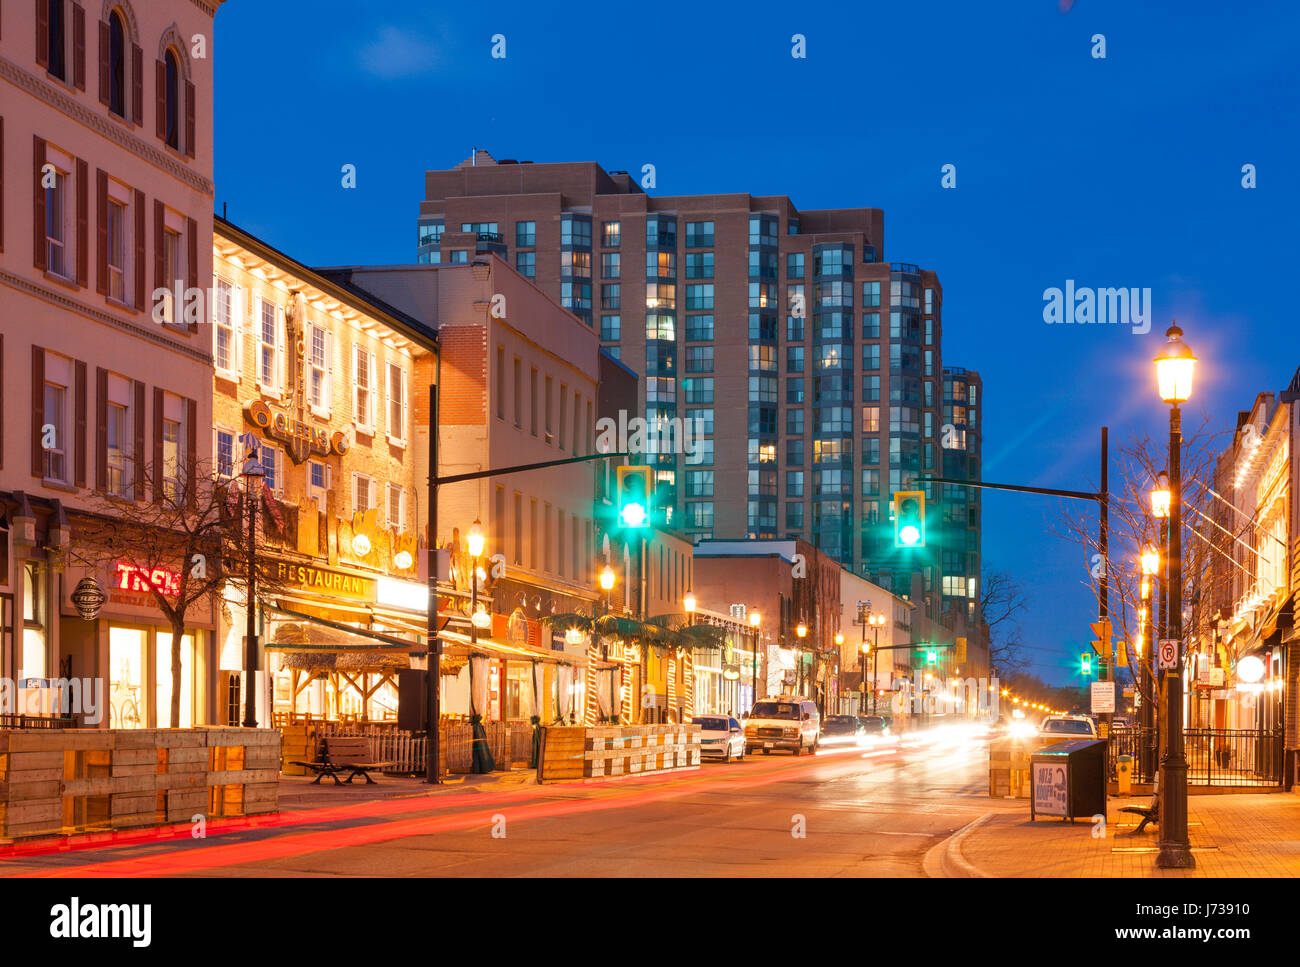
[1052,413,1232,710]
[977,566,1030,677]
[74,459,288,728]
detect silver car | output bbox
[695,715,746,761]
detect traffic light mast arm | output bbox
[920,476,1100,502]
[437,451,630,485]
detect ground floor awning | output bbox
[438,628,587,666]
[264,603,417,652]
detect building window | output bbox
[107,11,128,115]
[683,378,714,404]
[260,446,279,492]
[388,483,405,529]
[163,50,181,150]
[602,252,620,278]
[686,407,713,435]
[515,251,535,277]
[787,471,805,497]
[387,363,407,444]
[515,221,535,247]
[685,284,713,310]
[600,315,620,342]
[685,253,714,279]
[259,300,279,388]
[862,281,881,307]
[787,253,805,279]
[602,284,621,310]
[45,166,69,278]
[213,278,235,373]
[449,250,469,264]
[308,325,329,410]
[105,402,131,497]
[160,227,182,323]
[863,312,880,339]
[685,440,714,466]
[685,221,713,247]
[355,345,374,428]
[216,429,234,479]
[45,0,69,80]
[162,418,183,501]
[602,221,620,247]
[353,473,372,513]
[686,346,714,373]
[42,381,69,482]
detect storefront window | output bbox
[110,627,147,728]
[156,632,195,728]
[21,562,47,679]
[506,664,533,720]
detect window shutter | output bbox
[186,397,197,509]
[154,60,166,140]
[401,368,408,442]
[74,359,87,487]
[186,215,198,331]
[94,168,107,295]
[276,305,286,393]
[0,335,4,470]
[94,367,107,490]
[352,345,361,424]
[33,137,46,272]
[133,188,145,309]
[98,19,109,105]
[184,80,195,159]
[325,329,333,411]
[233,283,245,378]
[75,158,88,288]
[0,117,5,254]
[31,347,45,477]
[153,199,164,307]
[132,379,145,500]
[72,4,85,90]
[152,386,163,502]
[385,362,394,437]
[36,0,50,70]
[131,45,143,124]
[369,352,377,427]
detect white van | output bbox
[744,696,820,755]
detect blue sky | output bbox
[214,0,1299,684]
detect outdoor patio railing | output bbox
[1107,726,1284,787]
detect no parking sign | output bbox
[1158,639,1179,670]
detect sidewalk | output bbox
[276,767,537,811]
[933,792,1300,877]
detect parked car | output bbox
[744,697,821,755]
[1038,715,1099,739]
[820,715,865,746]
[694,715,746,762]
[857,714,892,736]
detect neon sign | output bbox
[114,563,181,597]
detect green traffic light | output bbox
[620,503,647,528]
[899,524,921,546]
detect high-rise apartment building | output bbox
[941,367,982,626]
[416,151,979,620]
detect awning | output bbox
[263,604,417,652]
[438,628,587,666]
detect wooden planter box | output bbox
[537,725,701,782]
[0,728,280,841]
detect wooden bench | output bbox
[291,736,392,785]
[1119,794,1159,834]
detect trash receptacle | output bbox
[1030,739,1107,822]
[1116,754,1133,795]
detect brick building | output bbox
[1,0,222,726]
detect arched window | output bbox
[108,11,126,116]
[164,48,180,149]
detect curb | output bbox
[923,813,992,878]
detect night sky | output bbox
[214,0,1299,683]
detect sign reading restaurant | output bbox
[275,562,376,602]
[244,400,350,464]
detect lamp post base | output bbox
[1155,842,1196,869]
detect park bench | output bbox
[291,735,392,785]
[1119,793,1159,834]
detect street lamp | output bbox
[239,440,264,729]
[1153,321,1196,870]
[683,591,696,615]
[466,520,486,648]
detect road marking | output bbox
[922,813,993,878]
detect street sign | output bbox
[1090,680,1115,714]
[1158,639,1178,670]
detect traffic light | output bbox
[1089,619,1112,663]
[892,491,926,548]
[1081,652,1093,676]
[616,465,653,529]
[925,647,938,665]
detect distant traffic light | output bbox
[1081,652,1093,676]
[893,491,926,548]
[925,647,938,665]
[616,465,653,529]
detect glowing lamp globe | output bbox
[1153,323,1196,404]
[466,519,486,558]
[599,565,616,592]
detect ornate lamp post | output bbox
[239,438,265,728]
[1153,321,1196,869]
[466,520,488,647]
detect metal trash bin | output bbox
[1030,739,1107,822]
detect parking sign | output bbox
[1158,639,1178,670]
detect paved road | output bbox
[2,728,1002,877]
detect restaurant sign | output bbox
[245,400,350,464]
[114,563,181,597]
[275,562,376,602]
